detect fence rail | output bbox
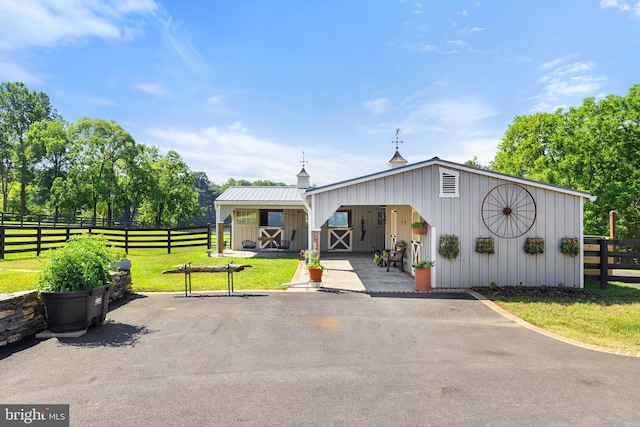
[0,224,219,259]
[584,237,640,289]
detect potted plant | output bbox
[37,234,116,333]
[439,234,460,259]
[560,237,580,257]
[411,260,435,291]
[524,237,545,255]
[410,221,428,235]
[306,252,324,282]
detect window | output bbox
[259,209,284,227]
[328,210,351,228]
[377,210,386,226]
[236,210,257,225]
[439,167,459,198]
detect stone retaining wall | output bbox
[0,271,132,346]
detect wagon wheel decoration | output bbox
[481,184,536,239]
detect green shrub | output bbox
[37,234,116,293]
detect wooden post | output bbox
[36,227,42,256]
[599,238,608,290]
[217,222,225,255]
[168,229,172,254]
[125,228,129,254]
[0,226,4,259]
[207,223,212,250]
[609,210,617,239]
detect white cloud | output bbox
[143,123,381,186]
[364,98,391,114]
[532,57,605,111]
[133,82,170,96]
[600,0,631,12]
[0,0,157,51]
[0,0,158,83]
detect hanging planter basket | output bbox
[476,237,495,254]
[524,237,545,255]
[412,227,428,235]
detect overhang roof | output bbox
[215,186,305,206]
[304,157,596,201]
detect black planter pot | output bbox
[41,285,111,333]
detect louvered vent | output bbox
[439,168,459,197]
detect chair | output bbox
[242,240,257,257]
[276,240,290,255]
[386,241,407,272]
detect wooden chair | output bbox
[386,242,407,272]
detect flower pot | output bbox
[412,227,428,235]
[414,267,431,291]
[308,267,323,282]
[41,285,111,333]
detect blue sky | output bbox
[1,1,639,186]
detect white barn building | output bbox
[215,156,594,289]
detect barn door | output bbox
[259,227,282,250]
[328,228,352,252]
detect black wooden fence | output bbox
[584,237,640,289]
[0,224,217,259]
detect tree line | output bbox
[0,82,286,227]
[472,83,640,239]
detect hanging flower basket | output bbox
[524,237,545,255]
[560,238,580,257]
[476,237,495,254]
[410,221,428,235]
[439,234,460,259]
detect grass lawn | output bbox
[0,247,298,293]
[473,281,640,352]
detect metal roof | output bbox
[215,186,305,205]
[304,157,595,201]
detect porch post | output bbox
[430,226,437,289]
[217,221,225,255]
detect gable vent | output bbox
[439,168,459,198]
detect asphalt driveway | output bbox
[1,291,639,426]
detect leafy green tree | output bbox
[26,119,72,218]
[67,117,136,224]
[0,82,56,214]
[137,150,203,227]
[492,84,640,238]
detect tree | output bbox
[0,82,56,214]
[137,150,203,227]
[67,117,137,224]
[492,84,640,238]
[26,119,72,218]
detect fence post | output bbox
[125,228,129,254]
[599,238,608,290]
[207,223,212,250]
[0,226,4,259]
[36,227,42,256]
[168,229,171,254]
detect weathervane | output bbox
[392,128,403,151]
[300,151,308,168]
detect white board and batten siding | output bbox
[305,159,591,289]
